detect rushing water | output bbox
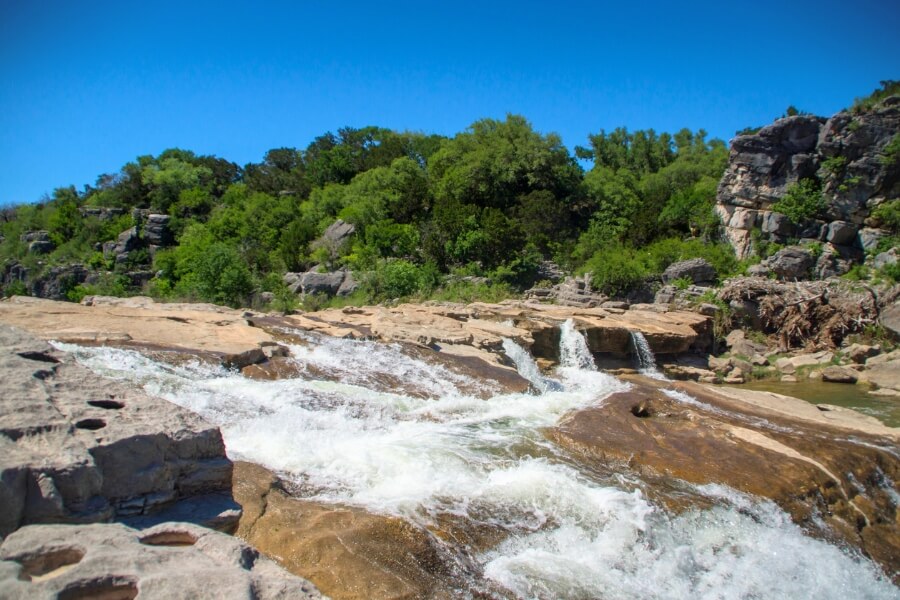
[53,328,898,599]
[629,331,667,380]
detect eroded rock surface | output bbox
[0,522,322,599]
[0,324,237,536]
[550,377,900,580]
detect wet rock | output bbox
[233,461,468,600]
[549,379,900,579]
[0,325,237,536]
[661,258,717,286]
[0,522,322,599]
[821,365,858,383]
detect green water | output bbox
[739,380,900,428]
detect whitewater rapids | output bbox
[55,325,898,599]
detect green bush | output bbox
[772,179,824,223]
[579,246,647,296]
[872,200,900,233]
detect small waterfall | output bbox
[629,331,666,380]
[559,319,596,371]
[501,338,561,393]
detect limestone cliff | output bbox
[716,96,899,266]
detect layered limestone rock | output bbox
[0,295,277,370]
[0,296,712,393]
[549,377,900,581]
[0,522,322,599]
[716,98,899,262]
[0,324,237,537]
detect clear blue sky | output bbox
[1,0,898,206]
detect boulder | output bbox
[874,248,898,270]
[821,365,858,383]
[825,221,859,246]
[661,258,717,285]
[845,343,879,364]
[766,247,815,280]
[19,231,51,244]
[881,301,900,340]
[0,522,322,599]
[336,270,359,297]
[761,211,794,236]
[857,228,887,251]
[0,324,238,536]
[300,270,346,296]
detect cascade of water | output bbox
[501,338,561,393]
[559,319,596,371]
[629,330,666,380]
[52,340,899,600]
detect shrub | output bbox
[772,179,824,223]
[879,135,900,167]
[872,200,900,233]
[580,246,647,296]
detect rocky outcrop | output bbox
[549,377,900,580]
[234,462,467,600]
[0,324,238,536]
[20,231,54,255]
[0,522,322,599]
[27,265,90,301]
[716,97,899,260]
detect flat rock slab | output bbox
[0,324,235,536]
[0,522,322,599]
[0,296,274,368]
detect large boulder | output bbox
[765,246,815,280]
[661,258,717,286]
[300,270,346,296]
[0,522,322,599]
[880,300,900,340]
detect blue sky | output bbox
[1,0,898,206]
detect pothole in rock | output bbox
[75,419,107,431]
[16,547,85,582]
[139,530,198,547]
[17,350,60,364]
[57,577,138,600]
[87,400,125,410]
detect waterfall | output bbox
[559,319,596,370]
[630,331,666,380]
[501,338,561,393]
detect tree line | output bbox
[0,116,737,307]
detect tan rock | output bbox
[0,522,322,599]
[821,366,859,384]
[233,462,465,600]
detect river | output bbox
[54,324,898,599]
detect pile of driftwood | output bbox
[718,277,880,350]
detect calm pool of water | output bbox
[740,379,900,427]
